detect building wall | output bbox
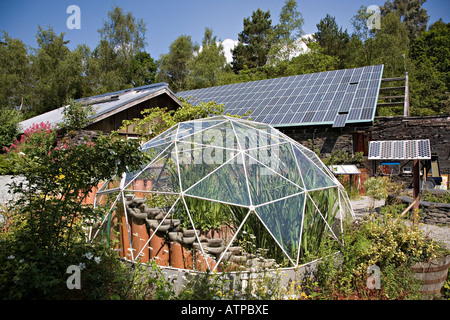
[279,124,371,157]
[280,115,450,178]
[86,94,179,136]
[371,116,450,173]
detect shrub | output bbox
[0,123,146,299]
[315,205,443,300]
[0,108,22,151]
[60,99,95,133]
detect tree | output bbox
[288,41,338,74]
[0,32,31,111]
[232,8,274,73]
[132,51,157,87]
[382,0,429,41]
[89,5,153,93]
[157,35,195,92]
[409,20,450,115]
[188,28,227,89]
[348,5,378,67]
[0,108,22,150]
[314,14,350,68]
[271,0,304,61]
[98,5,146,70]
[30,26,86,115]
[371,12,410,78]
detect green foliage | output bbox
[30,26,87,115]
[322,150,363,166]
[314,14,350,68]
[92,5,150,93]
[132,51,157,87]
[231,8,275,73]
[0,120,146,298]
[269,0,304,62]
[382,0,429,41]
[419,191,450,204]
[372,12,410,78]
[364,176,392,200]
[316,205,442,299]
[409,20,450,115]
[60,99,95,133]
[157,35,196,92]
[0,31,31,111]
[177,269,289,300]
[0,108,22,150]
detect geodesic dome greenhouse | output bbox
[90,116,354,271]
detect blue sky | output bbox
[1,0,449,61]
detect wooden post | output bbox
[413,159,420,210]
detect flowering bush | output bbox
[3,121,55,154]
[315,205,445,300]
[1,121,56,174]
[0,124,146,299]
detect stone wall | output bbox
[370,116,450,173]
[279,125,369,157]
[280,115,450,176]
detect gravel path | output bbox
[350,196,450,250]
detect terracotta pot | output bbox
[149,230,169,266]
[170,242,193,269]
[194,251,216,272]
[134,179,145,198]
[131,218,149,263]
[120,215,132,260]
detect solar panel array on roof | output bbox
[177,65,383,128]
[368,140,431,160]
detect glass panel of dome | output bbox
[141,125,178,150]
[245,154,303,206]
[124,146,180,194]
[230,211,295,268]
[178,120,236,148]
[292,146,336,190]
[184,154,251,207]
[255,193,305,264]
[176,141,238,191]
[247,142,303,188]
[303,189,340,245]
[234,121,285,147]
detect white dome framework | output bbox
[90,116,354,271]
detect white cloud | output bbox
[279,33,314,60]
[216,34,314,65]
[219,39,238,64]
